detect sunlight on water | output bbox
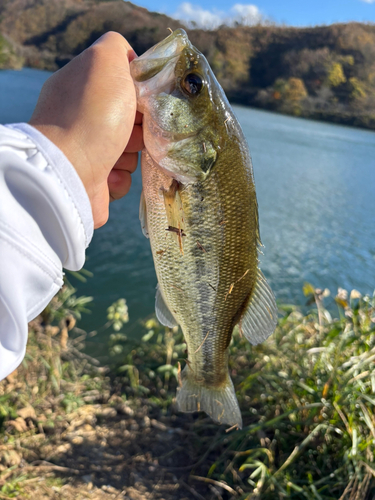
[237,107,375,303]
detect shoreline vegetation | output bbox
[0,0,375,130]
[1,280,375,499]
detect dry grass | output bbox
[1,283,375,499]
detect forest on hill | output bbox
[1,0,375,129]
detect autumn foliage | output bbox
[0,0,375,128]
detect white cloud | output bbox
[171,2,263,30]
[360,0,375,3]
[172,3,222,29]
[231,4,262,25]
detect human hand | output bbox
[29,32,143,229]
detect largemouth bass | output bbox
[130,29,277,429]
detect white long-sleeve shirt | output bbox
[0,123,93,380]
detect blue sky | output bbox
[133,0,375,28]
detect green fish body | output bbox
[131,29,277,429]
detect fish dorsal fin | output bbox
[155,284,178,328]
[239,269,277,345]
[139,190,149,238]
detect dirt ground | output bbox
[0,397,241,500]
[0,317,245,500]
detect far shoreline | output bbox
[2,64,374,133]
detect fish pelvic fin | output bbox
[155,284,178,328]
[176,367,242,429]
[139,190,149,238]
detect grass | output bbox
[224,286,375,499]
[110,285,375,499]
[0,280,375,499]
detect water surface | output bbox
[0,68,51,123]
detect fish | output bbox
[130,29,277,429]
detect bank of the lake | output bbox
[1,282,375,499]
[2,2,375,132]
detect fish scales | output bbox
[131,29,277,428]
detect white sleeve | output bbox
[0,123,94,380]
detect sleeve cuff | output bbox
[5,123,94,247]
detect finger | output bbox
[114,151,138,173]
[128,49,138,63]
[108,169,132,201]
[93,32,135,61]
[135,111,143,125]
[125,124,144,153]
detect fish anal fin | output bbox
[176,367,242,429]
[239,269,277,345]
[155,284,178,328]
[139,190,149,238]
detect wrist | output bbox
[29,122,92,198]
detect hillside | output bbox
[0,0,375,129]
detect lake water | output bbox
[2,68,375,355]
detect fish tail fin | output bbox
[176,367,242,429]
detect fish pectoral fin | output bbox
[139,190,149,238]
[155,284,178,328]
[176,367,242,429]
[239,269,278,345]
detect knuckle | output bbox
[94,31,127,52]
[86,31,131,68]
[103,31,125,44]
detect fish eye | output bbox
[182,73,203,96]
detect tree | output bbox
[284,77,308,101]
[328,62,346,87]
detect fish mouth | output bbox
[130,29,190,83]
